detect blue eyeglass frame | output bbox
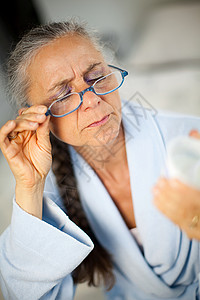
[45,64,128,118]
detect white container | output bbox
[167,136,200,190]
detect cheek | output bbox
[49,117,78,144]
[105,91,121,114]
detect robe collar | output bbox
[69,100,195,297]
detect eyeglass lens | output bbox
[50,70,123,116]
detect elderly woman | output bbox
[0,20,199,300]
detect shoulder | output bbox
[156,109,200,123]
[154,110,200,141]
[122,98,200,142]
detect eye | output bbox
[60,85,71,96]
[85,75,105,85]
[56,85,72,99]
[58,93,73,102]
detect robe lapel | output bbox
[123,102,198,287]
[122,101,181,263]
[68,101,187,297]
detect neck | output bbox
[75,124,127,179]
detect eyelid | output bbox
[88,75,104,80]
[58,88,72,99]
[51,84,71,101]
[84,72,105,83]
[46,65,107,104]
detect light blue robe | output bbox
[0,99,199,300]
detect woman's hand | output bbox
[153,178,200,240]
[153,129,200,240]
[189,129,200,139]
[0,105,52,219]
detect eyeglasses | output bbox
[45,65,128,118]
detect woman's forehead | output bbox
[38,35,101,62]
[28,35,104,78]
[27,34,105,103]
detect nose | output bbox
[80,90,101,112]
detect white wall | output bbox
[0,69,14,128]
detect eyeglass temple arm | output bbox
[108,64,128,77]
[25,65,127,117]
[45,110,51,116]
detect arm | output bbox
[0,106,93,299]
[0,196,93,300]
[0,105,52,219]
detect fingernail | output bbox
[29,122,38,127]
[189,129,198,136]
[37,106,46,113]
[159,181,165,187]
[153,186,159,194]
[171,179,180,187]
[36,114,45,119]
[7,120,14,127]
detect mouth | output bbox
[87,114,110,128]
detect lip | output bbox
[87,114,110,128]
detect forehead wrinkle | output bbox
[27,34,106,105]
[47,76,73,93]
[48,61,103,94]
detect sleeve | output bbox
[0,170,94,300]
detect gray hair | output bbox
[6,19,103,111]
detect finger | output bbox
[153,177,171,194]
[153,181,189,220]
[153,195,182,224]
[36,115,50,138]
[153,188,169,205]
[18,108,27,115]
[169,179,195,194]
[189,129,200,139]
[155,178,184,195]
[16,112,47,124]
[189,129,198,135]
[36,116,51,149]
[11,119,40,134]
[18,105,47,116]
[153,180,178,209]
[156,177,170,187]
[153,184,180,206]
[0,120,17,149]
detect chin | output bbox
[85,115,121,147]
[50,113,122,148]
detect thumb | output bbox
[36,116,51,148]
[189,129,200,138]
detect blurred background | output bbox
[0,0,200,299]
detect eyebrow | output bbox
[47,62,103,94]
[84,62,103,75]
